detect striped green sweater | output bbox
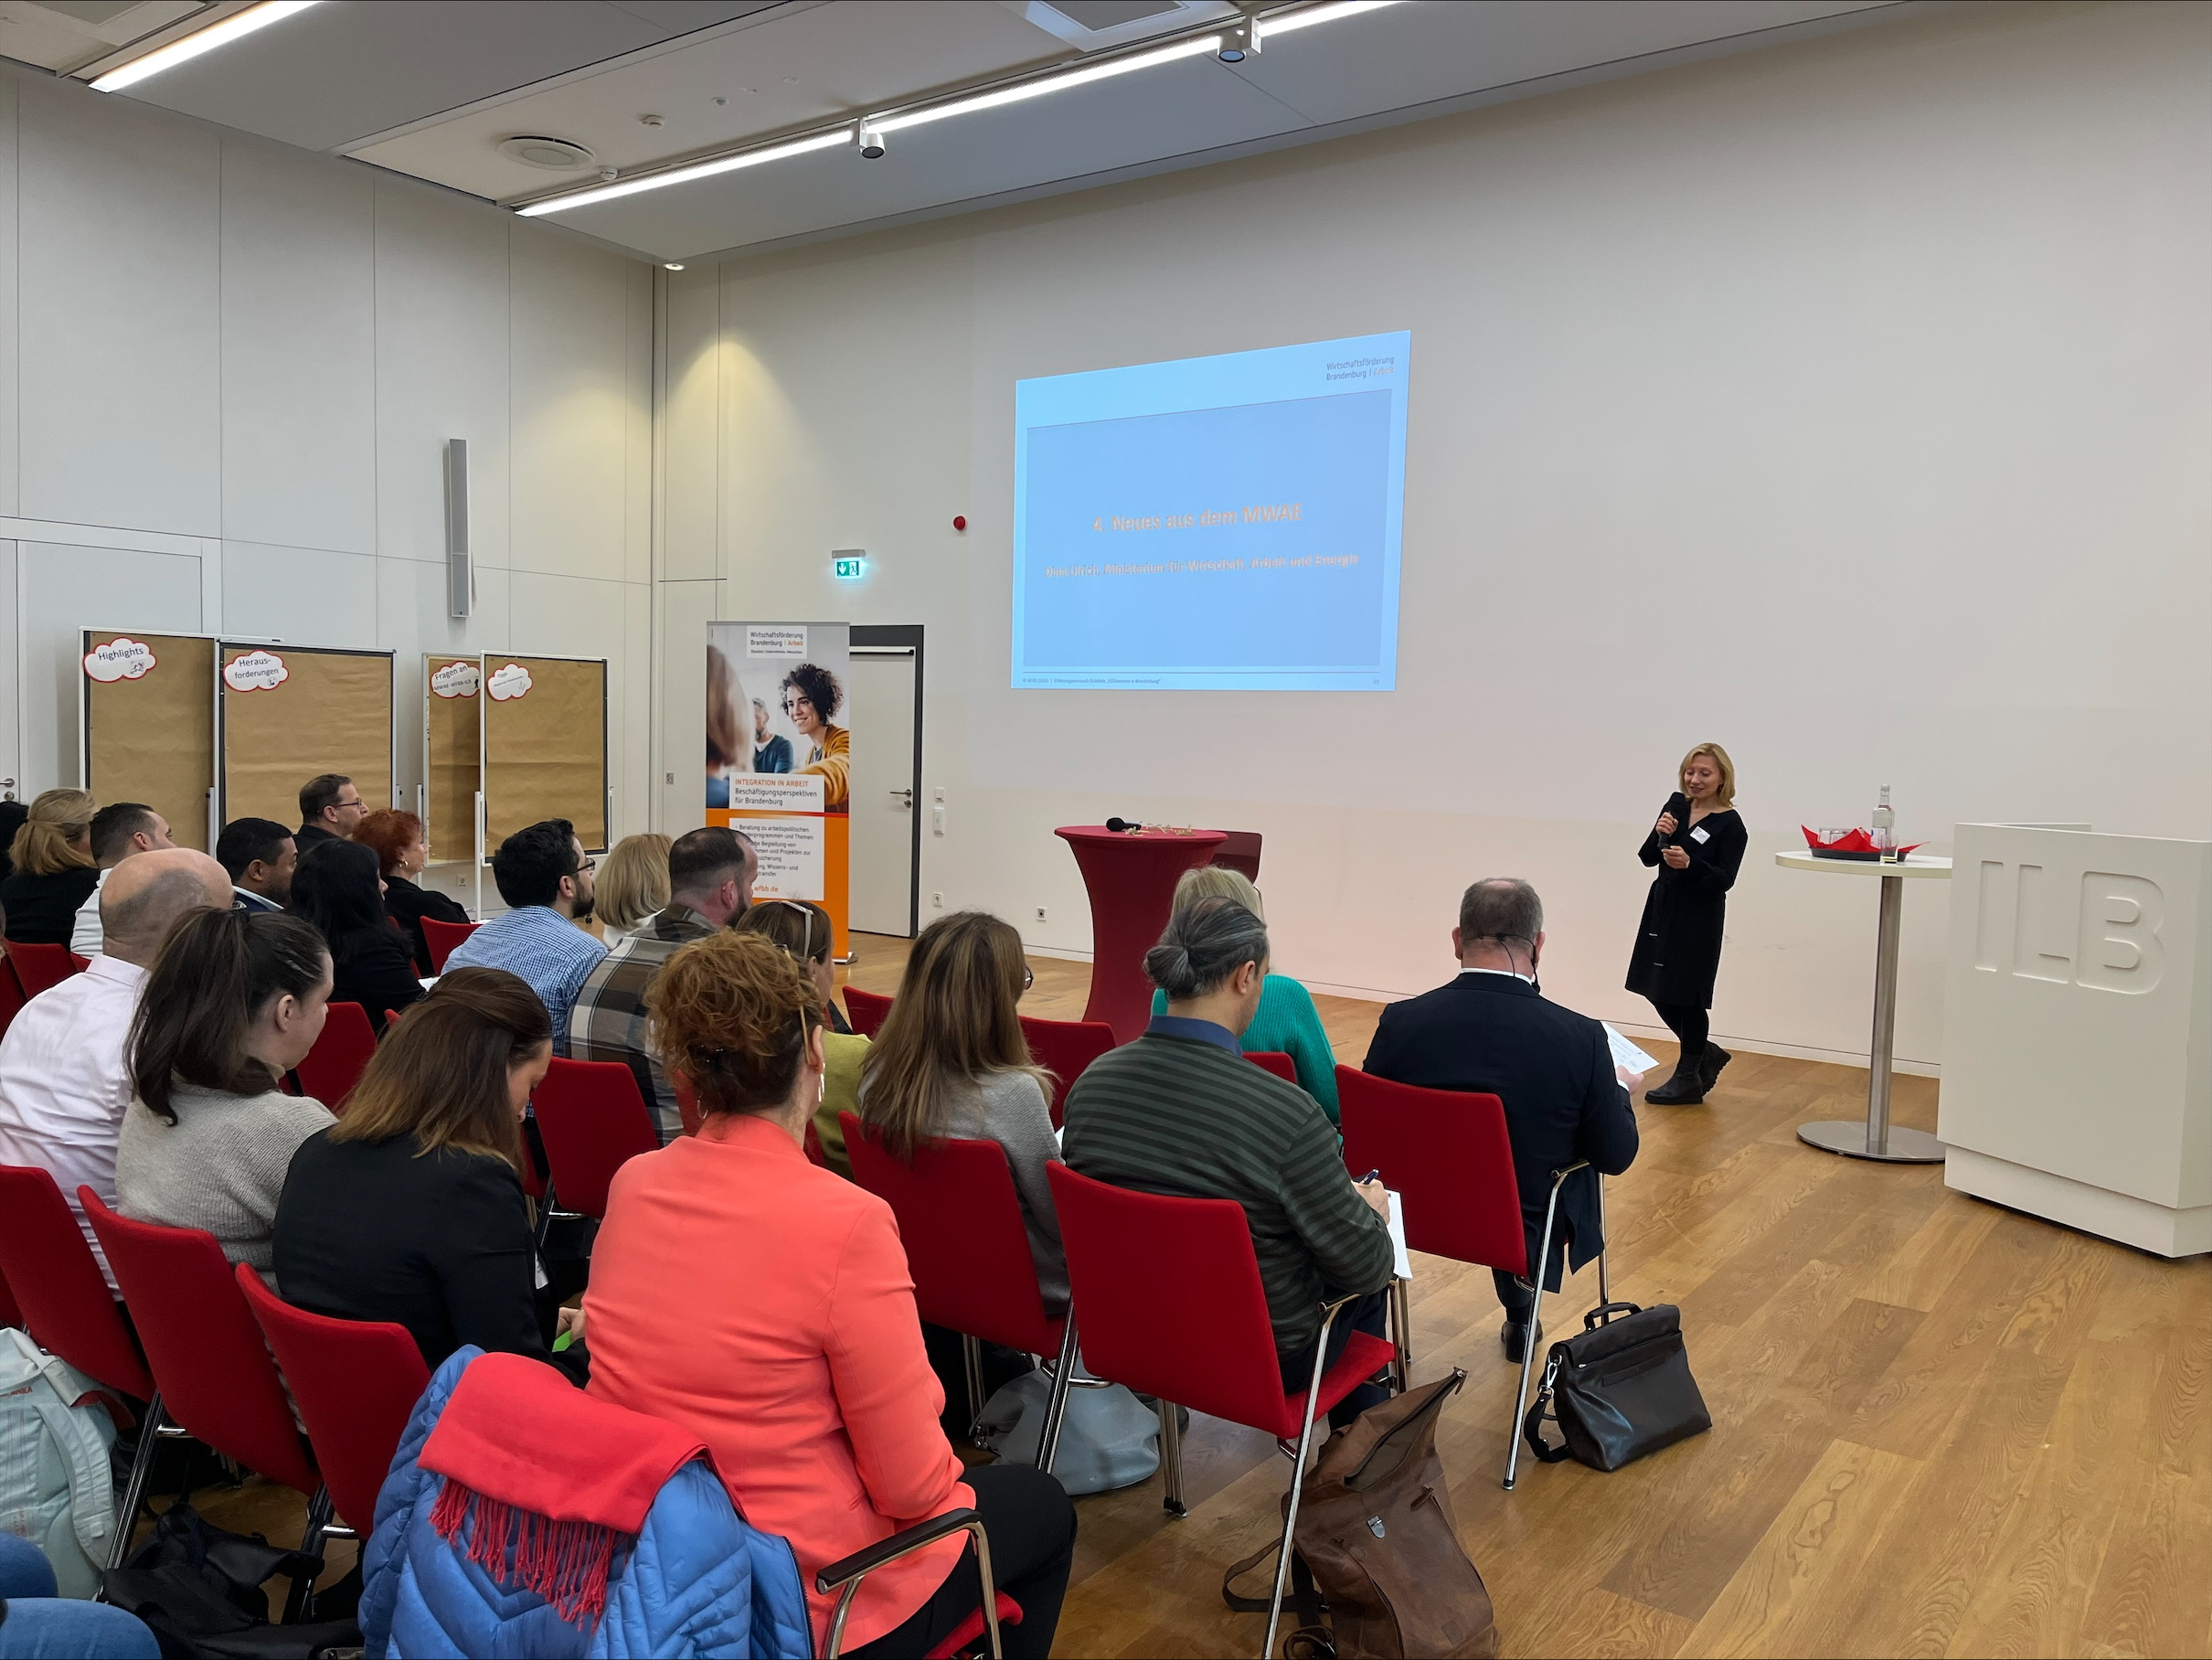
[1061,1031,1394,1356]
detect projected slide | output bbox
[1012,331,1409,691]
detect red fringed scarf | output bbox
[418,1352,708,1629]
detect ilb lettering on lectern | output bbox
[1970,860,2164,994]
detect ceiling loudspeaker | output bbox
[445,439,473,621]
[498,135,599,171]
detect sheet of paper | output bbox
[1604,1023,1660,1076]
[1387,1189,1412,1281]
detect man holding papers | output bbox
[1363,878,1642,1363]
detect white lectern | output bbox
[1941,825,2211,1258]
[1775,850,1952,1162]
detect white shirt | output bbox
[68,867,112,958]
[1458,965,1536,984]
[0,955,146,1288]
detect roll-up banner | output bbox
[707,622,850,958]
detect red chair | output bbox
[842,985,893,1038]
[0,958,26,1042]
[7,942,81,997]
[843,1113,1078,1460]
[1247,1050,1297,1085]
[1335,1064,1603,1489]
[420,917,479,973]
[1210,830,1262,883]
[81,1193,336,1615]
[235,1265,430,1538]
[530,1058,660,1220]
[0,1165,162,1563]
[294,1001,378,1112]
[1017,1015,1116,1130]
[1046,1163,1398,1656]
[0,1261,18,1329]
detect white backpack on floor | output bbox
[0,1326,119,1597]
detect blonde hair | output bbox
[11,789,96,877]
[596,833,672,931]
[858,910,1051,1163]
[1172,863,1264,921]
[1679,743,1738,808]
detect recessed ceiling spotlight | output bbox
[665,263,685,271]
[498,135,599,171]
[639,114,664,127]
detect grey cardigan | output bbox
[115,1080,335,1280]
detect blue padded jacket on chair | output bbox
[362,1346,812,1659]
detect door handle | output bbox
[889,789,913,808]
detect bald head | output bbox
[101,849,232,967]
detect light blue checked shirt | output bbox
[441,906,607,1056]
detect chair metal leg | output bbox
[960,1333,986,1435]
[1505,1165,1581,1491]
[1037,1315,1079,1475]
[1596,1174,1611,1308]
[1156,1395,1186,1517]
[1264,1300,1345,1660]
[108,1391,165,1570]
[282,1485,334,1623]
[1389,1277,1413,1392]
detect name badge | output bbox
[1690,825,1710,845]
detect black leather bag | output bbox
[1520,1302,1709,1472]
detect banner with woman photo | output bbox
[707,622,851,956]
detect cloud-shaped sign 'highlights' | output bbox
[224,650,289,693]
[84,638,157,683]
[487,662,533,701]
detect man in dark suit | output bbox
[217,817,296,912]
[1363,878,1643,1360]
[295,773,367,851]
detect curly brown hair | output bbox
[649,931,823,1117]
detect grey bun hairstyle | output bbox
[1144,893,1271,1001]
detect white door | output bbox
[847,648,919,937]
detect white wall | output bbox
[658,0,2212,1069]
[0,67,654,897]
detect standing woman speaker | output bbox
[1627,743,1747,1104]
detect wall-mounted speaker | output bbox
[445,438,472,619]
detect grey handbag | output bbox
[974,1368,1161,1495]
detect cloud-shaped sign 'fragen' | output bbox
[487,662,533,701]
[431,661,482,699]
[83,638,157,683]
[223,650,289,693]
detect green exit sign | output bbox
[832,554,867,580]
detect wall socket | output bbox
[1034,906,1048,921]
[931,891,944,908]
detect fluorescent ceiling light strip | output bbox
[873,33,1223,134]
[516,128,849,216]
[1257,0,1400,40]
[91,0,320,92]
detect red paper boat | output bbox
[1802,826,1922,861]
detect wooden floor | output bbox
[198,934,2212,1658]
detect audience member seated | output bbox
[0,1532,161,1658]
[1362,878,1642,1361]
[1148,865,1341,1123]
[69,802,175,957]
[0,851,231,1290]
[115,909,337,1282]
[274,968,563,1369]
[443,820,604,1055]
[1064,897,1395,1428]
[354,808,467,974]
[580,932,1075,1658]
[0,798,27,885]
[593,833,672,940]
[856,910,1060,1302]
[293,771,367,852]
[0,789,99,945]
[735,898,870,1143]
[216,817,295,913]
[570,826,752,1141]
[294,838,424,1034]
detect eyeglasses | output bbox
[1023,963,1035,994]
[575,857,597,874]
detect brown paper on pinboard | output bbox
[423,656,481,863]
[85,633,216,852]
[221,647,394,829]
[484,655,606,854]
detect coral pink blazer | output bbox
[583,1113,973,1650]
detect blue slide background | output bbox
[1013,332,1409,690]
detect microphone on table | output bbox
[1105,816,1147,834]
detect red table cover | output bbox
[1054,825,1228,1043]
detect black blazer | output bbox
[327,922,426,1033]
[274,1130,548,1369]
[1624,793,1745,1008]
[383,875,471,976]
[294,823,337,852]
[0,867,101,945]
[1363,974,1637,1288]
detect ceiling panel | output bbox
[351,0,1073,203]
[106,0,782,152]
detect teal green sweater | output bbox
[1150,974,1340,1123]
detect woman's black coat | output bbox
[1624,793,1746,1008]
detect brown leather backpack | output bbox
[1224,1370,1498,1659]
